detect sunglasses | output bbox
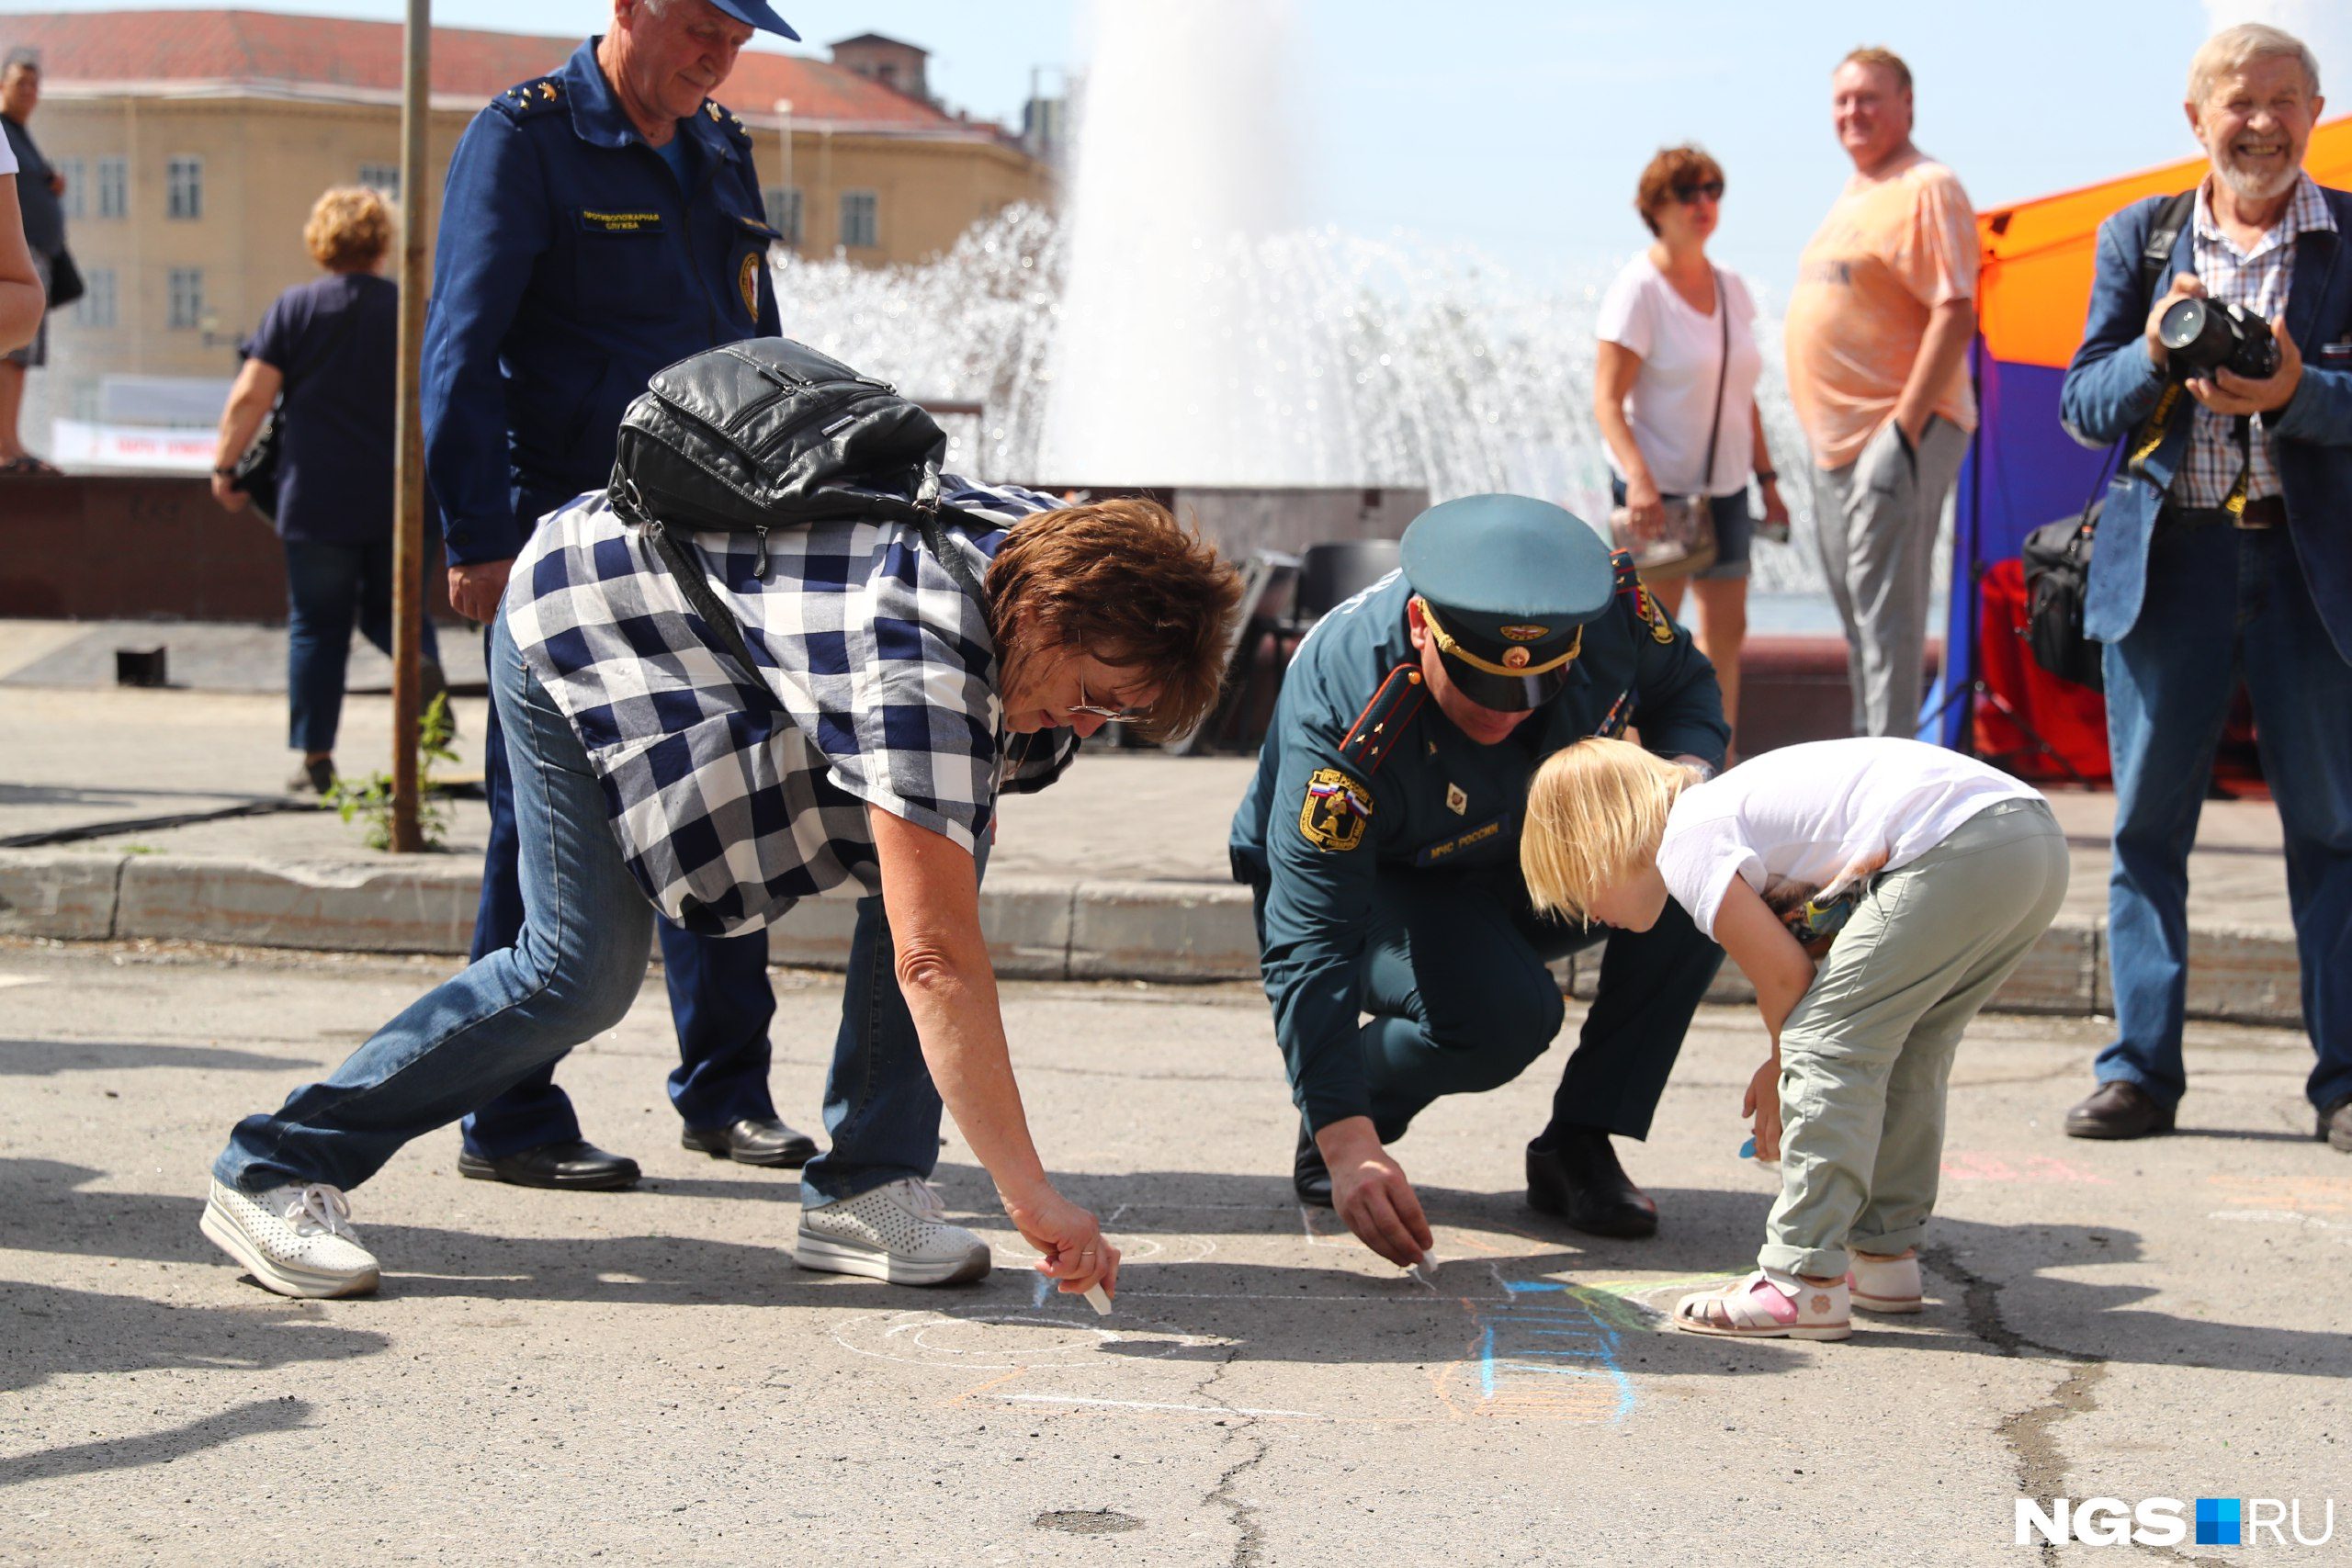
[1672,180,1726,204]
[1068,679,1148,722]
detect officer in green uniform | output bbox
[1230,494,1729,1266]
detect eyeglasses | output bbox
[1067,679,1148,722]
[1672,180,1726,204]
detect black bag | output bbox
[2019,189,2197,694]
[43,247,84,311]
[2021,502,2104,692]
[607,338,986,678]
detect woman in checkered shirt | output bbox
[201,490,1241,1307]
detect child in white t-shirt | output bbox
[1521,736,2067,1340]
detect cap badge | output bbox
[1503,647,1531,669]
[1499,625,1549,642]
[1445,782,1466,816]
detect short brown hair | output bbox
[1838,46,1913,95]
[986,498,1243,743]
[304,186,393,273]
[1634,145,1725,237]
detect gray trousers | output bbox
[1759,799,2068,1280]
[1810,414,1968,737]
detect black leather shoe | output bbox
[1526,1129,1657,1238]
[457,1139,640,1190]
[1293,1121,1333,1208]
[682,1116,819,1168]
[2063,1081,2175,1140]
[2319,1095,2352,1153]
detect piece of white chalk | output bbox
[1082,1282,1113,1316]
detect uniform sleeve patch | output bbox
[1631,581,1674,643]
[1299,767,1374,852]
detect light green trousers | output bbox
[1759,799,2069,1280]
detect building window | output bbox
[762,186,802,244]
[96,157,128,219]
[168,267,204,329]
[75,268,118,329]
[840,190,877,250]
[56,160,84,220]
[359,163,400,201]
[166,155,203,220]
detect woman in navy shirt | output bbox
[211,186,444,793]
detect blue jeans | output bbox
[216,615,956,1198]
[458,616,780,1156]
[2098,523,2352,1113]
[283,538,441,754]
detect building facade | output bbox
[0,10,1051,436]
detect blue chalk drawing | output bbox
[1472,1280,1638,1422]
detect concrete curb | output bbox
[0,848,2304,1027]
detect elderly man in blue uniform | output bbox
[1232,495,1729,1264]
[421,0,811,1192]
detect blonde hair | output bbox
[304,186,393,273]
[1838,46,1913,95]
[1521,738,1704,923]
[2188,23,2320,106]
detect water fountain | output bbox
[764,1,1833,600]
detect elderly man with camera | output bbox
[2058,23,2352,1150]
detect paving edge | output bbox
[0,849,2306,1027]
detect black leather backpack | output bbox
[606,338,986,675]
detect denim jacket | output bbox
[2059,183,2352,665]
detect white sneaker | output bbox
[200,1179,379,1299]
[1848,1252,1924,1314]
[795,1178,992,1286]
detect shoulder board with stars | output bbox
[704,100,754,147]
[1338,663,1428,776]
[490,75,565,122]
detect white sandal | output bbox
[1849,1253,1923,1314]
[1673,1269,1851,1340]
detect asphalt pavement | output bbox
[1,937,2345,1565]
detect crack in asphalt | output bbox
[1190,1343,1271,1568]
[1922,1246,2229,1568]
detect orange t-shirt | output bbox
[1782,152,1980,470]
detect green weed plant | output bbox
[326,692,459,852]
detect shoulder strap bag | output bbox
[2021,190,2196,692]
[1607,269,1726,582]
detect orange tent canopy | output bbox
[1977,117,2352,368]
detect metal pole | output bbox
[774,97,794,246]
[388,0,431,851]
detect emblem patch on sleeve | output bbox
[1633,581,1675,644]
[738,253,762,320]
[1299,767,1374,852]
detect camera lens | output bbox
[2158,298,2215,353]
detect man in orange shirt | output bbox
[1783,47,1979,738]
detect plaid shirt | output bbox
[2175,174,2336,506]
[503,479,1076,936]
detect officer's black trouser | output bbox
[1338,865,1720,1145]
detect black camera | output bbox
[2158,296,2279,380]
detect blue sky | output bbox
[9,0,2344,296]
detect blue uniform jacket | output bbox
[421,38,784,567]
[1229,562,1729,1131]
[2059,184,2352,665]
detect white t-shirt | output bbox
[1656,739,2042,942]
[1595,254,1762,497]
